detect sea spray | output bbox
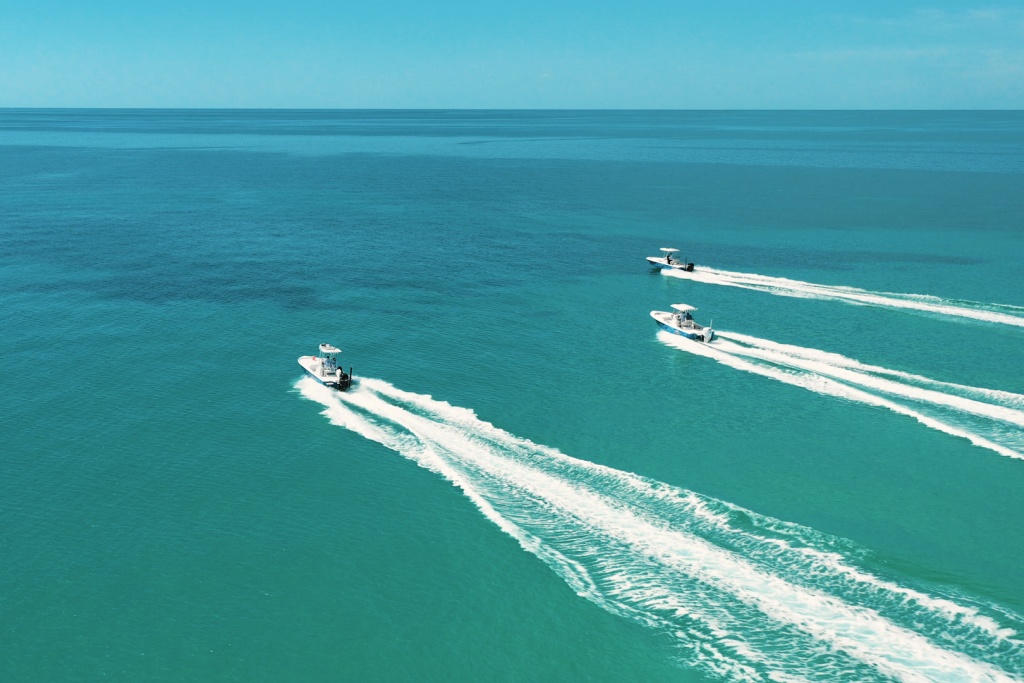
[662,267,1024,327]
[298,377,1024,682]
[657,331,1024,459]
[717,331,1024,411]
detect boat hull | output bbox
[646,257,694,272]
[298,357,354,391]
[650,311,714,342]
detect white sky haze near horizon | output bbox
[0,0,1022,108]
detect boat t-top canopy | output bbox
[660,248,679,253]
[671,304,697,312]
[319,343,342,354]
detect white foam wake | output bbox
[297,376,1024,682]
[658,331,1024,459]
[662,267,1024,327]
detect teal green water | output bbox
[3,110,1024,682]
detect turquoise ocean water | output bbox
[3,110,1024,682]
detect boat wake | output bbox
[297,376,1024,682]
[662,267,1024,327]
[659,330,1024,460]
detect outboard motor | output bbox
[703,328,714,343]
[685,263,694,272]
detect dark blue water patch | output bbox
[2,109,1024,145]
[1,144,1013,313]
[4,144,1021,236]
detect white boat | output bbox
[298,343,354,391]
[651,304,714,342]
[646,247,694,272]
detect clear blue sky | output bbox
[1,0,1022,108]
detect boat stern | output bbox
[298,355,355,391]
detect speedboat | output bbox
[298,343,354,391]
[651,304,714,342]
[646,247,694,272]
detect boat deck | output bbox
[651,311,704,330]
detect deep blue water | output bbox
[3,110,1024,682]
